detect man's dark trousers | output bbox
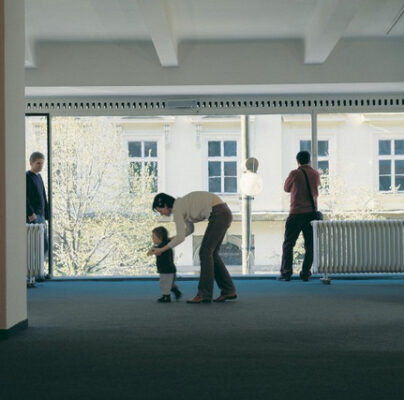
[281,212,316,278]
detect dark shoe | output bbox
[299,271,312,282]
[171,287,182,300]
[213,294,237,302]
[277,274,291,281]
[186,295,211,304]
[157,295,171,303]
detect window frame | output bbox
[376,137,404,193]
[297,138,331,174]
[125,132,165,193]
[203,134,240,195]
[294,133,335,193]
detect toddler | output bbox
[148,226,182,303]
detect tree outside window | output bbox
[50,117,158,276]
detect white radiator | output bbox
[312,220,404,278]
[26,223,45,286]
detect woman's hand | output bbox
[148,247,164,256]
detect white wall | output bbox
[0,0,27,330]
[166,116,204,195]
[253,221,284,270]
[118,113,404,272]
[252,115,284,211]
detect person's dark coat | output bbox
[26,170,49,220]
[155,241,176,274]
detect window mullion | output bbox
[221,141,224,192]
[391,153,395,187]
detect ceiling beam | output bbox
[304,0,361,64]
[137,0,178,67]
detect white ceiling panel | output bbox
[167,0,317,40]
[26,0,150,41]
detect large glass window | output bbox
[378,139,404,192]
[208,140,238,193]
[26,111,404,278]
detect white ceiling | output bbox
[25,0,404,96]
[26,0,404,65]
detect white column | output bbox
[311,111,318,169]
[241,115,251,275]
[0,0,27,334]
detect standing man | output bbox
[280,151,320,281]
[26,152,49,260]
[151,191,237,303]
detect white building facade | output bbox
[115,112,404,275]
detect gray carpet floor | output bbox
[1,278,404,400]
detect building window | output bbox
[300,140,329,174]
[219,242,242,265]
[208,140,238,193]
[128,140,158,192]
[300,140,329,192]
[378,139,404,192]
[193,234,243,266]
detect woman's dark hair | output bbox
[296,150,310,165]
[152,226,169,244]
[152,193,175,211]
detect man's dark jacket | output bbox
[26,170,49,220]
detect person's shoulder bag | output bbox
[299,167,323,220]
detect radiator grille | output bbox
[27,224,45,285]
[25,94,404,116]
[312,220,404,274]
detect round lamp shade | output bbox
[245,157,259,172]
[240,171,263,196]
